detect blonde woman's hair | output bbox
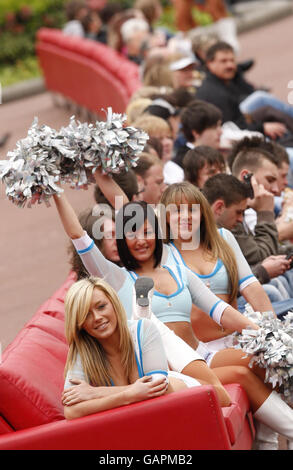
[64,277,135,386]
[126,98,152,125]
[133,114,172,138]
[160,182,239,302]
[143,62,174,88]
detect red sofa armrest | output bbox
[0,386,233,450]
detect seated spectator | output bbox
[228,137,293,242]
[134,0,163,32]
[195,41,293,144]
[143,59,174,88]
[120,17,151,65]
[133,115,183,184]
[202,173,293,311]
[63,0,88,37]
[133,114,174,163]
[107,8,145,53]
[228,144,293,299]
[183,146,225,189]
[81,9,107,43]
[145,136,164,159]
[169,54,200,91]
[130,85,173,102]
[131,152,166,204]
[191,32,220,70]
[174,99,223,168]
[143,97,180,138]
[99,2,124,26]
[126,98,153,125]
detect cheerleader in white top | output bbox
[62,276,200,420]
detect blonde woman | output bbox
[62,276,200,419]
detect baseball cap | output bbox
[169,55,198,71]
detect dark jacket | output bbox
[195,71,264,133]
[231,210,293,284]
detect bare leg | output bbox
[212,365,271,412]
[182,360,232,407]
[210,347,267,383]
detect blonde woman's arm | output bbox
[63,377,167,420]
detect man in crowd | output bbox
[204,143,293,298]
[183,146,225,189]
[173,99,223,168]
[195,41,288,141]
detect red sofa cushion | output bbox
[222,383,253,445]
[0,315,68,430]
[36,29,141,113]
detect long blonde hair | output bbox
[160,182,239,303]
[64,277,135,386]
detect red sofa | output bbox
[36,28,142,115]
[0,272,255,450]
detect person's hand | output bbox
[263,122,287,140]
[62,379,98,406]
[261,255,292,278]
[282,189,293,209]
[126,376,168,403]
[247,176,274,212]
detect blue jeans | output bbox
[237,283,293,319]
[237,283,286,313]
[240,91,293,119]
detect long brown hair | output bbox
[64,277,136,386]
[160,182,239,303]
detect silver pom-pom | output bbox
[0,108,149,207]
[235,306,293,404]
[0,118,64,207]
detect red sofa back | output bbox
[36,28,142,114]
[0,273,75,433]
[0,271,254,449]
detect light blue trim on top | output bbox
[170,242,222,279]
[209,299,223,318]
[238,274,254,286]
[77,240,95,254]
[145,370,168,377]
[129,264,185,300]
[196,259,223,279]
